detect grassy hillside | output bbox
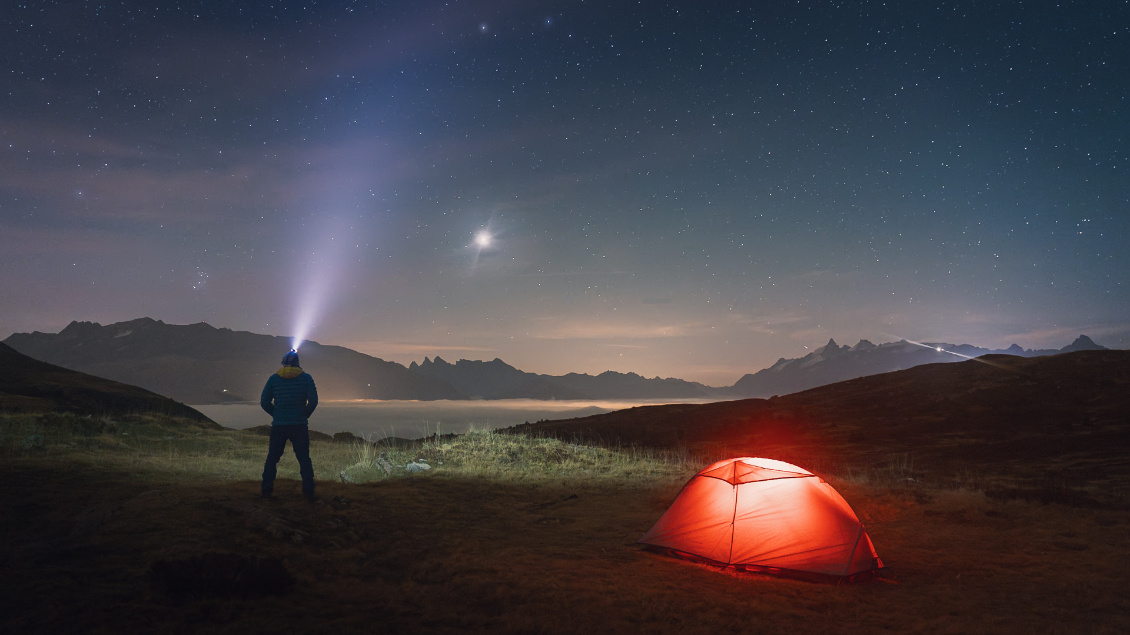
[512,350,1130,506]
[0,342,217,424]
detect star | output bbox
[474,230,492,249]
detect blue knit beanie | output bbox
[282,350,300,367]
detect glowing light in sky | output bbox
[466,225,500,272]
[902,338,976,360]
[290,215,355,351]
[291,276,327,351]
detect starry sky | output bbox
[2,1,1127,386]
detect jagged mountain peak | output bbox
[1063,334,1105,352]
[852,339,876,351]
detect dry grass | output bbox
[345,427,697,487]
[0,412,361,485]
[3,412,1129,634]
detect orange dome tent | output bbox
[638,457,883,581]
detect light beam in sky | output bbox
[290,215,355,352]
[891,334,1025,374]
[898,338,977,360]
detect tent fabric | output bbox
[639,457,883,579]
[699,456,812,485]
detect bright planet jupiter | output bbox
[1,1,1126,385]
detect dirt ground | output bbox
[3,462,1128,634]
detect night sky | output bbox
[2,1,1126,386]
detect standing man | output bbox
[260,349,318,500]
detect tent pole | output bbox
[727,462,740,564]
[844,525,864,577]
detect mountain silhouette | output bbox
[409,356,717,400]
[410,357,581,399]
[3,318,720,403]
[1060,334,1104,353]
[728,336,1107,398]
[4,318,1111,404]
[4,318,463,404]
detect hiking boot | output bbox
[303,491,317,502]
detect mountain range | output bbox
[3,318,462,404]
[728,335,1107,397]
[409,356,718,400]
[2,317,1109,404]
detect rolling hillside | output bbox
[0,342,216,424]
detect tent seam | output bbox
[727,461,739,563]
[700,474,815,484]
[844,524,863,577]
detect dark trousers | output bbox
[262,424,314,494]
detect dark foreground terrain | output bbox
[4,462,1129,634]
[3,349,1129,633]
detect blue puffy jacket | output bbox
[260,366,318,425]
